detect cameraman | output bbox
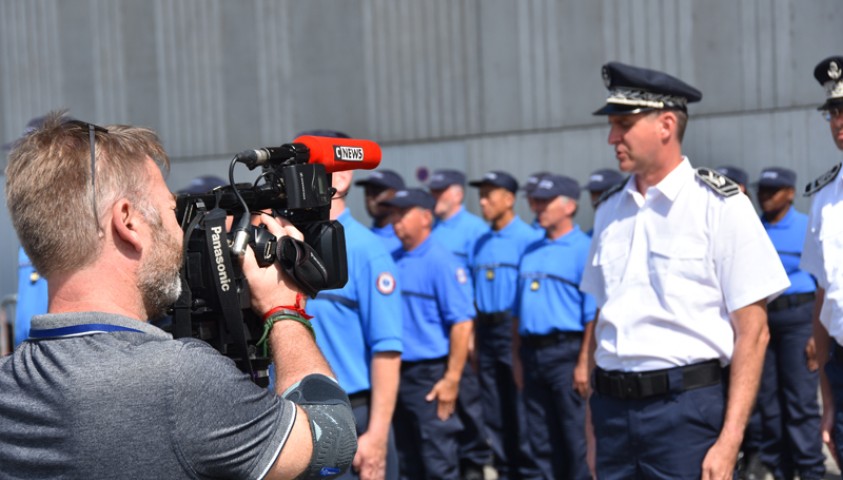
[0,112,356,479]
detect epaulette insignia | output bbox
[804,162,841,197]
[695,167,741,197]
[595,180,626,208]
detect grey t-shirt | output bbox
[0,312,296,479]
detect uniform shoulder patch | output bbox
[804,162,842,197]
[455,267,468,285]
[595,180,625,207]
[376,272,396,295]
[695,167,741,197]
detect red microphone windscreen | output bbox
[293,135,382,173]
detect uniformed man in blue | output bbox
[382,188,475,480]
[355,170,406,253]
[580,62,790,479]
[468,170,542,480]
[583,168,624,209]
[752,167,824,480]
[429,169,489,270]
[523,171,550,231]
[582,168,625,236]
[513,174,594,480]
[427,169,491,480]
[801,55,843,472]
[301,130,404,480]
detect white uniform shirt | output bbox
[801,163,843,345]
[580,158,789,372]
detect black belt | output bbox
[520,331,583,349]
[401,356,447,370]
[476,311,510,327]
[348,390,370,409]
[594,360,722,400]
[767,292,815,312]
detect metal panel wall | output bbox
[0,0,841,300]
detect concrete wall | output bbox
[1,0,842,300]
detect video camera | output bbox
[170,135,381,386]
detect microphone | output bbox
[234,146,290,169]
[293,135,381,173]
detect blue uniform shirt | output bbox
[472,216,543,313]
[431,206,489,269]
[393,236,475,362]
[372,222,402,254]
[761,207,816,295]
[515,225,596,335]
[15,247,48,346]
[310,210,403,395]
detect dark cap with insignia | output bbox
[523,171,550,194]
[756,167,796,189]
[469,171,519,194]
[355,169,406,190]
[380,188,436,211]
[593,62,702,116]
[814,56,843,111]
[427,169,466,190]
[714,165,748,187]
[584,168,624,192]
[528,174,581,200]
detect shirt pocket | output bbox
[594,239,629,296]
[648,238,710,298]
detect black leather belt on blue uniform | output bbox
[476,311,510,326]
[347,390,370,409]
[767,292,815,313]
[520,331,583,349]
[594,360,722,400]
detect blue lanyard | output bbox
[29,323,144,340]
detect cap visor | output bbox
[819,98,843,111]
[592,104,657,116]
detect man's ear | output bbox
[111,199,144,253]
[658,111,677,141]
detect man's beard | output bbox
[137,220,183,320]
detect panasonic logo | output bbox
[211,226,232,291]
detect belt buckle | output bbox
[617,372,642,400]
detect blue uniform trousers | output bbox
[455,361,492,472]
[338,393,400,480]
[591,367,727,479]
[756,300,824,480]
[476,315,540,480]
[395,359,463,480]
[520,334,588,480]
[825,343,843,475]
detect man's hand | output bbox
[701,438,740,480]
[352,430,388,480]
[240,213,304,316]
[425,377,459,420]
[806,336,819,372]
[822,403,838,465]
[573,358,590,398]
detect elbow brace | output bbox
[282,374,357,479]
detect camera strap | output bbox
[202,208,255,379]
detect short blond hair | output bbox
[5,111,170,277]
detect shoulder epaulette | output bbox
[695,167,741,197]
[594,179,626,208]
[804,162,841,197]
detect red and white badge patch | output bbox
[376,272,396,295]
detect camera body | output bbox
[170,137,378,386]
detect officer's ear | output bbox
[657,111,677,142]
